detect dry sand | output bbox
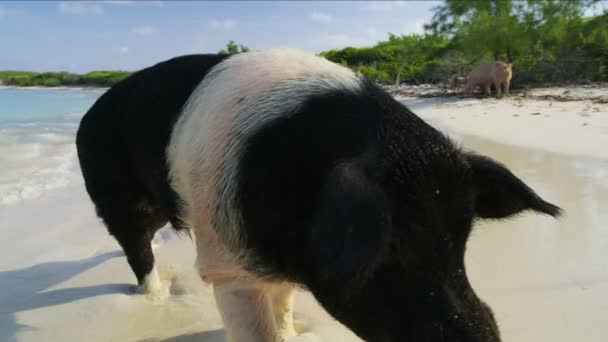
[397,86,608,160]
[1,89,606,342]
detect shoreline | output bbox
[0,85,108,91]
[386,82,608,104]
[2,83,606,161]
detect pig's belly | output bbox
[196,224,251,283]
[193,190,253,284]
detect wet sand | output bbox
[461,134,608,342]
[1,99,606,341]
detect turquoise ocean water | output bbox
[0,87,103,205]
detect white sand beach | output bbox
[0,88,606,342]
[399,86,608,159]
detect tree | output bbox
[218,40,250,55]
[425,0,599,62]
[321,33,449,84]
[421,0,606,83]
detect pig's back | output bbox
[166,49,365,266]
[77,53,228,227]
[467,63,493,83]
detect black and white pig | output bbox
[76,49,561,342]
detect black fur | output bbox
[76,54,227,284]
[76,53,562,341]
[465,153,563,218]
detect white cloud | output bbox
[360,1,406,12]
[208,19,237,30]
[99,1,136,5]
[58,2,104,15]
[116,46,129,54]
[403,18,425,35]
[131,25,158,35]
[314,29,388,51]
[310,11,332,24]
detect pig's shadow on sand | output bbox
[0,250,129,341]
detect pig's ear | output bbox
[466,153,562,219]
[307,162,390,285]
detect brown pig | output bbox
[463,61,512,97]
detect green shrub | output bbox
[358,66,392,83]
[82,71,132,86]
[41,78,61,87]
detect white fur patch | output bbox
[167,48,363,273]
[141,267,161,291]
[137,266,169,301]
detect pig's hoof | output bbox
[146,285,170,302]
[137,281,170,303]
[136,268,170,302]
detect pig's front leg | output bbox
[214,279,280,342]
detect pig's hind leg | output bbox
[484,83,492,96]
[81,152,170,299]
[494,81,502,98]
[214,279,281,342]
[99,196,170,299]
[272,284,298,339]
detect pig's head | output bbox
[235,76,559,341]
[504,62,513,80]
[302,88,560,342]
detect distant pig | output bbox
[463,61,513,97]
[76,49,559,342]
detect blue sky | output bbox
[0,1,442,73]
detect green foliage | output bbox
[218,40,250,55]
[11,76,34,87]
[322,34,450,84]
[320,47,380,66]
[322,0,606,84]
[357,65,392,84]
[82,71,131,86]
[40,77,61,87]
[0,71,37,79]
[425,0,606,83]
[0,70,132,87]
